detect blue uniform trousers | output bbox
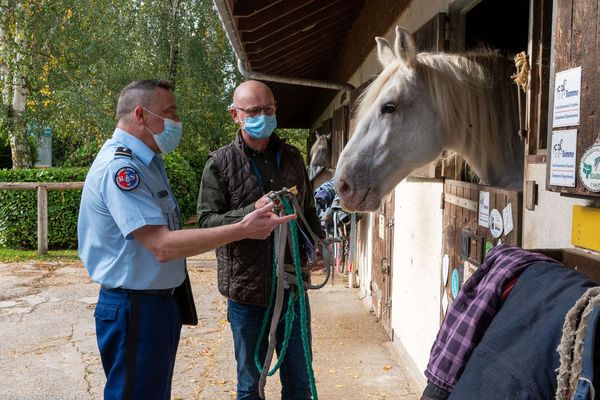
[228,290,313,400]
[94,288,182,400]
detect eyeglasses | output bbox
[232,103,277,117]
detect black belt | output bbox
[101,286,176,296]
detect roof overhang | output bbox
[212,0,365,128]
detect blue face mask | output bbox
[243,114,277,140]
[144,108,183,154]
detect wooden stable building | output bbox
[214,0,600,391]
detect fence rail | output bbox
[0,182,85,255]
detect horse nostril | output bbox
[337,179,351,196]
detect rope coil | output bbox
[255,189,324,399]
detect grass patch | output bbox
[0,248,80,263]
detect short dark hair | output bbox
[116,80,174,120]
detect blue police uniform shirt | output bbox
[78,128,185,290]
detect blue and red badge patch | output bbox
[115,166,140,191]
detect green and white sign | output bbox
[579,144,600,192]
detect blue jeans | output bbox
[228,290,313,400]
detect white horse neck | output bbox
[416,52,523,188]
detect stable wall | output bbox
[523,163,591,249]
[392,179,444,385]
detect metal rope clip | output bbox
[268,186,298,214]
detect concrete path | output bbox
[0,253,419,400]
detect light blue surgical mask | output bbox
[243,114,277,140]
[143,108,183,154]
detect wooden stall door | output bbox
[371,192,395,338]
[330,106,348,169]
[441,180,522,321]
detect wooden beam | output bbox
[241,0,361,44]
[245,21,350,55]
[237,0,320,32]
[232,0,281,17]
[252,41,340,71]
[0,182,84,190]
[247,26,351,65]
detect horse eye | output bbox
[381,103,397,114]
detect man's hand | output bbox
[312,246,325,271]
[240,203,296,240]
[254,193,273,209]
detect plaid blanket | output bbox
[425,244,555,391]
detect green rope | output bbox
[282,197,318,400]
[253,245,277,373]
[253,196,319,399]
[253,226,298,377]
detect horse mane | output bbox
[356,50,519,175]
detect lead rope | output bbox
[254,190,322,400]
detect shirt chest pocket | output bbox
[156,189,180,230]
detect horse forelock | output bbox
[356,60,412,121]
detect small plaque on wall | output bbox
[550,129,578,187]
[552,67,581,128]
[579,143,600,192]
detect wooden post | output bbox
[37,185,48,255]
[0,182,83,254]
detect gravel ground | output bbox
[0,253,419,400]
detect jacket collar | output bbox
[235,130,285,157]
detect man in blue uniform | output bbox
[78,80,294,400]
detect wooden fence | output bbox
[0,182,84,255]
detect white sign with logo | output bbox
[552,66,581,127]
[489,209,503,239]
[478,191,490,228]
[442,254,449,286]
[502,203,514,236]
[550,129,578,187]
[579,143,600,192]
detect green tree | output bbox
[1,0,242,172]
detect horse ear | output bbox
[376,36,396,67]
[394,26,417,65]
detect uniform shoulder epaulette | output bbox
[114,146,132,158]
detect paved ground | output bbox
[0,253,419,400]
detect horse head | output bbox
[335,26,443,211]
[309,132,331,168]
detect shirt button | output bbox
[264,160,268,164]
[270,179,274,183]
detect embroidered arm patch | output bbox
[115,166,140,191]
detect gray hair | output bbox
[116,80,174,120]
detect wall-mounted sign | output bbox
[550,129,578,187]
[552,66,581,128]
[485,240,493,256]
[579,143,600,192]
[489,209,503,239]
[478,191,490,228]
[378,213,385,239]
[503,203,514,236]
[442,254,449,286]
[442,293,449,315]
[451,269,460,298]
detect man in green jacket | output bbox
[197,80,324,400]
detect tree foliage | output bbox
[0,0,241,171]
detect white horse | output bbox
[335,26,523,212]
[307,131,331,182]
